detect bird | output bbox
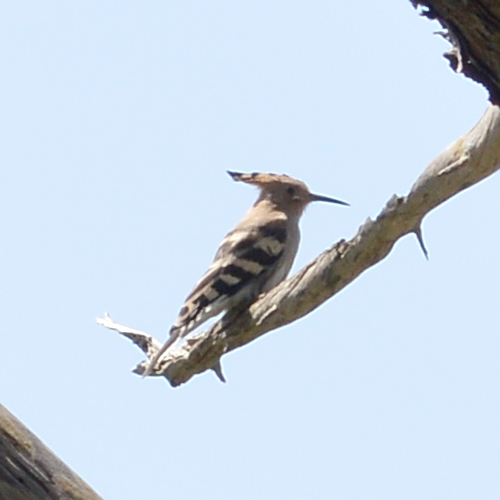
[143,171,348,377]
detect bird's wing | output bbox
[142,218,288,377]
[172,217,288,336]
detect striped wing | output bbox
[172,218,288,337]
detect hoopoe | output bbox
[143,171,348,377]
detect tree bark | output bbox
[412,0,500,103]
[98,0,500,387]
[0,404,103,500]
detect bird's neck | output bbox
[249,198,304,224]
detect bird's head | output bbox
[227,171,348,215]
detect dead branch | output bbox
[99,1,500,387]
[98,104,500,387]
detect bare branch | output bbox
[98,104,500,387]
[100,2,500,387]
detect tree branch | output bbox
[411,0,500,103]
[98,104,500,387]
[99,1,500,387]
[0,404,103,500]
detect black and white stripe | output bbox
[172,218,288,336]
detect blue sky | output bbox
[1,2,499,499]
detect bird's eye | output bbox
[287,187,295,196]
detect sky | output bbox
[1,2,499,499]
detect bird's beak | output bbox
[310,193,350,206]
